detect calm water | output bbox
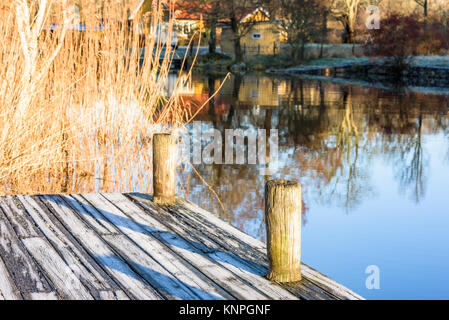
[173,73,449,300]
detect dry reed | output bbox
[0,0,190,195]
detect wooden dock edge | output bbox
[133,194,364,300]
[0,192,364,300]
[147,135,363,300]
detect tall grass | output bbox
[0,0,190,195]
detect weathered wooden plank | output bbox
[21,237,93,300]
[98,290,130,300]
[123,195,277,300]
[161,199,338,299]
[84,194,224,300]
[126,194,297,300]
[197,200,362,300]
[102,194,264,300]
[0,256,21,300]
[0,207,57,299]
[207,250,298,300]
[130,194,363,300]
[175,197,266,250]
[171,197,364,300]
[154,209,294,300]
[102,195,266,299]
[300,265,363,300]
[41,195,163,300]
[164,198,268,266]
[68,194,119,235]
[128,195,236,255]
[162,202,264,261]
[18,195,127,300]
[1,192,362,301]
[130,195,249,257]
[97,193,234,300]
[0,196,40,238]
[103,233,206,300]
[28,292,59,300]
[156,230,271,299]
[168,202,339,299]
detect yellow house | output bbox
[220,75,282,107]
[220,7,282,56]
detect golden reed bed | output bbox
[0,1,192,195]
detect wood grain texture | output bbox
[125,194,297,300]
[130,195,364,300]
[265,180,302,283]
[0,256,21,300]
[166,197,315,299]
[124,194,274,300]
[21,237,93,300]
[0,196,40,239]
[100,193,234,300]
[41,195,163,300]
[0,206,57,299]
[153,134,177,204]
[20,195,127,299]
[0,193,363,300]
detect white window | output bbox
[252,33,262,39]
[250,89,260,98]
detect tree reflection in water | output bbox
[177,74,449,241]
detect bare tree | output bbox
[221,1,266,63]
[414,0,428,17]
[279,0,325,62]
[330,0,365,43]
[260,0,281,18]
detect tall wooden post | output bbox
[265,180,302,283]
[153,133,177,204]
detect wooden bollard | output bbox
[153,133,177,204]
[265,180,302,282]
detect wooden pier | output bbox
[0,134,363,300]
[0,193,362,300]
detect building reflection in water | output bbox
[174,73,449,241]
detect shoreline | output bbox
[265,56,449,88]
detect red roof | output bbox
[165,1,268,22]
[165,1,214,20]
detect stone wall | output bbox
[313,64,449,87]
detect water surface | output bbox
[175,73,449,300]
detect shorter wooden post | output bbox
[265,180,302,282]
[153,133,177,204]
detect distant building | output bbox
[219,7,282,56]
[165,1,209,45]
[43,1,178,46]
